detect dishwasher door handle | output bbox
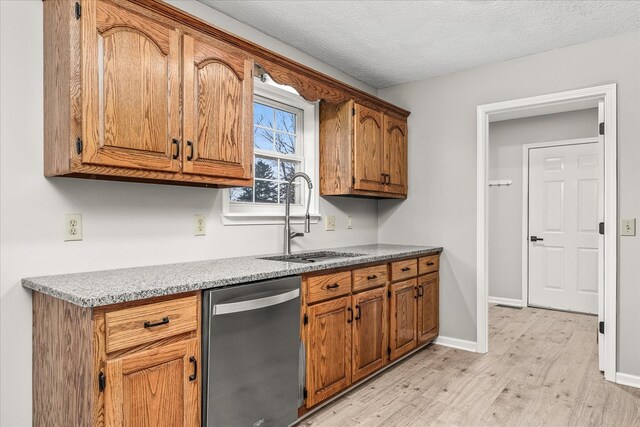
[212,288,300,315]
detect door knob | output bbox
[530,236,544,242]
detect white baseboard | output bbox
[434,336,477,353]
[616,372,640,388]
[488,296,524,308]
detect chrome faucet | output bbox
[284,172,313,256]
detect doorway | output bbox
[476,84,617,382]
[524,139,601,315]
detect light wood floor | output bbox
[298,304,640,426]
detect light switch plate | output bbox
[621,218,636,236]
[194,214,206,236]
[325,215,336,231]
[64,214,83,241]
[347,216,353,229]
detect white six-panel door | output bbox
[528,143,600,314]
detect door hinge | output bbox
[352,176,356,185]
[599,122,605,136]
[74,2,81,19]
[599,321,604,334]
[387,346,391,357]
[98,371,105,392]
[599,222,605,235]
[303,387,308,399]
[303,313,308,325]
[75,137,83,155]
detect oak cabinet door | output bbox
[182,33,253,180]
[418,272,439,343]
[305,296,352,407]
[352,288,387,382]
[81,0,181,172]
[353,103,385,192]
[104,339,199,427]
[384,115,408,195]
[389,279,418,361]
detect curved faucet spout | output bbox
[284,172,313,256]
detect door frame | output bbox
[521,138,601,310]
[476,84,617,382]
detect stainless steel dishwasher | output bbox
[202,276,301,427]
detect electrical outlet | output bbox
[64,214,83,241]
[194,215,206,236]
[347,216,353,229]
[621,218,636,236]
[325,215,336,231]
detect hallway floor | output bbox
[298,304,640,426]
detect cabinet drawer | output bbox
[418,255,439,275]
[352,264,388,292]
[390,259,418,282]
[105,296,198,353]
[306,271,352,304]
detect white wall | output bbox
[488,109,598,301]
[0,1,377,425]
[378,31,640,375]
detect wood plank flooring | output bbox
[298,304,640,426]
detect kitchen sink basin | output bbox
[260,251,363,264]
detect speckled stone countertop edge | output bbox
[22,245,443,308]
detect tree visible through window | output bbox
[229,98,303,205]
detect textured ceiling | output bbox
[199,0,640,88]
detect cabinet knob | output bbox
[401,267,411,272]
[327,283,340,289]
[367,275,378,280]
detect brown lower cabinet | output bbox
[104,339,200,426]
[418,272,440,343]
[389,278,418,360]
[305,296,353,408]
[352,287,388,382]
[33,291,201,426]
[303,255,440,410]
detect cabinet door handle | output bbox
[327,283,340,290]
[401,267,411,272]
[381,173,386,184]
[189,356,197,381]
[347,307,354,323]
[386,174,391,185]
[186,141,194,161]
[172,139,180,160]
[414,287,420,299]
[418,285,424,297]
[144,316,169,328]
[427,262,435,266]
[367,274,378,280]
[355,304,361,320]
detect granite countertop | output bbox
[22,244,442,307]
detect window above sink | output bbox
[222,76,321,226]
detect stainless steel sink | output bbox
[260,251,363,264]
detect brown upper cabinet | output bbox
[182,32,253,180]
[82,0,182,173]
[45,0,253,187]
[45,0,408,188]
[320,100,408,199]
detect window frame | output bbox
[221,77,320,226]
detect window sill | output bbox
[220,212,321,226]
